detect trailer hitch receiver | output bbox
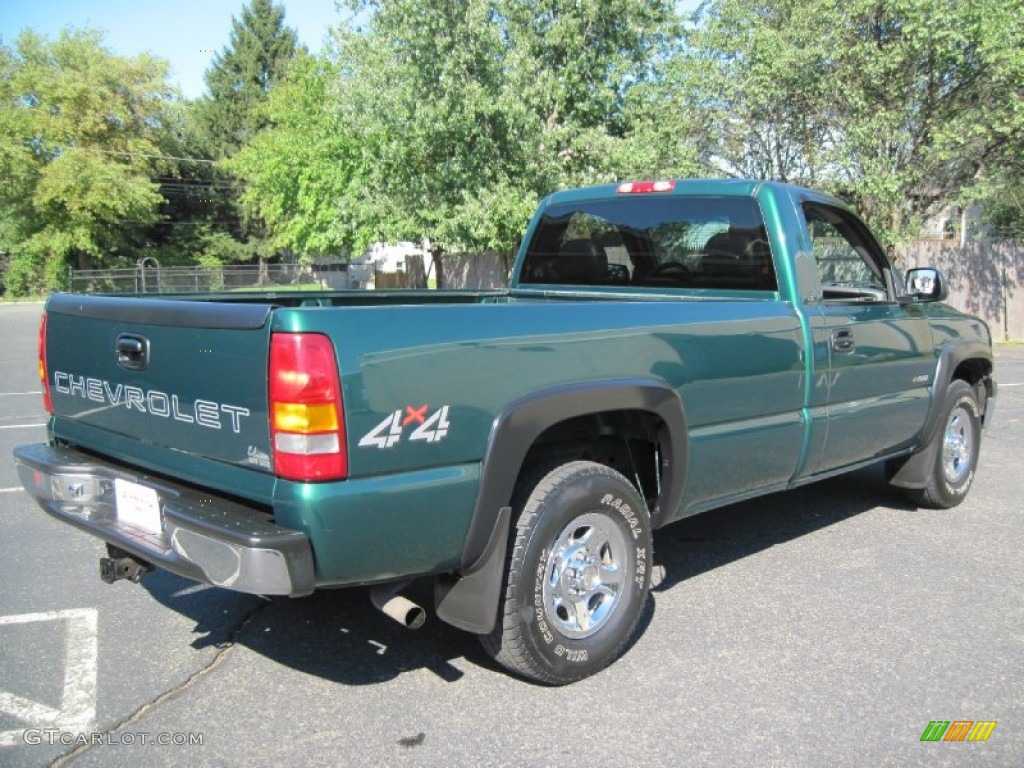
[100,546,153,584]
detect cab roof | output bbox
[543,178,851,212]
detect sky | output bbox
[2,1,704,101]
[0,0,348,99]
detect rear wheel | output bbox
[481,461,652,685]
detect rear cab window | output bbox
[519,196,778,292]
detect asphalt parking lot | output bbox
[1,301,1021,767]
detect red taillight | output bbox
[616,180,676,194]
[38,312,52,413]
[269,333,347,481]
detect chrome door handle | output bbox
[831,328,855,353]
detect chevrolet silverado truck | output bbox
[14,179,996,684]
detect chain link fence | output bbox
[68,264,319,294]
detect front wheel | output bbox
[481,461,652,685]
[903,380,982,509]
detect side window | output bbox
[803,203,890,302]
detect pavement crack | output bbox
[48,598,270,767]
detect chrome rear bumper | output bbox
[13,443,314,597]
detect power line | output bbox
[0,140,219,165]
[65,145,219,165]
[0,142,246,193]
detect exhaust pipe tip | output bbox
[370,589,426,629]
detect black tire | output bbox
[481,461,652,685]
[904,380,982,509]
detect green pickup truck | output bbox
[14,179,996,684]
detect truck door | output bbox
[801,202,934,474]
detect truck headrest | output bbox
[557,239,609,284]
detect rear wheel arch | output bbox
[463,379,686,571]
[434,380,686,635]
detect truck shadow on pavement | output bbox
[139,464,911,686]
[651,464,913,594]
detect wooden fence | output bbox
[899,241,1024,341]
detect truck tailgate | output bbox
[44,294,274,475]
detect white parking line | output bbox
[0,488,22,494]
[0,608,98,747]
[0,424,46,430]
[1000,382,1024,388]
[0,392,42,397]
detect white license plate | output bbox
[114,478,162,534]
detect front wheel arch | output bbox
[893,379,982,508]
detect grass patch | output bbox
[0,294,48,303]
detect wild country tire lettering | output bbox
[534,547,555,645]
[600,494,648,586]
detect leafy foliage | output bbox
[320,0,681,273]
[185,0,302,274]
[194,0,300,159]
[2,0,1021,295]
[0,29,172,294]
[226,54,362,258]
[680,0,1024,241]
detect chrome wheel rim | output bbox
[542,512,628,640]
[942,406,975,484]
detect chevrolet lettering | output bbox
[14,180,996,685]
[52,371,251,433]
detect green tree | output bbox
[196,0,300,158]
[960,0,1024,239]
[333,0,680,284]
[189,0,301,278]
[139,100,242,268]
[333,0,521,284]
[679,0,1023,241]
[969,153,1024,240]
[673,1,833,183]
[0,28,173,295]
[226,53,364,259]
[499,0,682,188]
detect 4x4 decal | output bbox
[358,405,451,449]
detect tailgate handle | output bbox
[116,334,150,371]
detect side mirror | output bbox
[904,267,948,302]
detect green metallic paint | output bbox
[271,463,480,584]
[45,304,274,475]
[29,180,995,595]
[51,417,278,505]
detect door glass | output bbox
[803,203,890,302]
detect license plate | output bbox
[114,478,162,534]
